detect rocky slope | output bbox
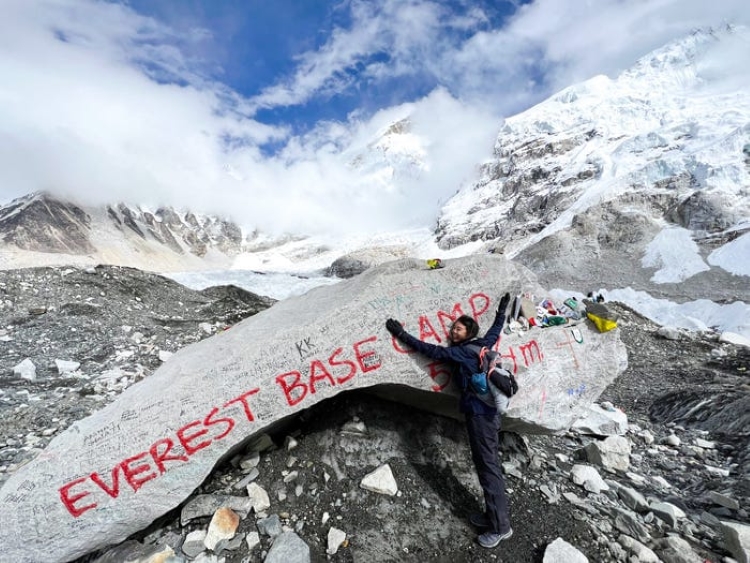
[0,192,312,273]
[1,266,747,563]
[435,26,750,305]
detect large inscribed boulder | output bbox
[0,255,627,562]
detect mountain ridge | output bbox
[1,27,748,311]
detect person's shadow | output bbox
[396,410,481,521]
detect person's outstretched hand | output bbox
[385,318,404,337]
[496,292,511,315]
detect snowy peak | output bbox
[436,25,750,248]
[434,26,750,301]
[0,192,95,255]
[346,117,428,183]
[0,192,250,271]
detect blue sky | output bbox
[1,0,749,237]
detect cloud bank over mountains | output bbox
[1,0,749,238]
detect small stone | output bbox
[570,464,609,494]
[54,360,81,374]
[246,483,271,513]
[246,531,261,551]
[182,530,207,558]
[240,451,261,470]
[651,475,673,489]
[721,520,750,563]
[264,531,311,563]
[708,491,740,511]
[650,501,686,528]
[285,436,299,450]
[617,534,659,563]
[543,538,588,562]
[257,514,283,537]
[694,438,715,449]
[204,507,240,551]
[13,358,36,381]
[654,535,704,563]
[233,468,260,489]
[617,485,649,513]
[327,527,347,555]
[360,464,398,496]
[664,434,681,447]
[705,465,730,477]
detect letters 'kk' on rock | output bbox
[0,255,627,562]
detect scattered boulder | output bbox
[721,520,750,563]
[360,463,398,496]
[264,531,311,563]
[204,507,240,551]
[571,464,609,494]
[55,359,81,374]
[584,435,631,472]
[571,402,628,436]
[326,246,410,278]
[13,358,36,380]
[543,537,588,562]
[326,527,347,555]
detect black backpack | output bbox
[466,344,518,414]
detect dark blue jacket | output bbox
[395,310,507,415]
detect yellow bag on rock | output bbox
[585,302,618,332]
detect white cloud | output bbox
[502,0,750,91]
[248,0,448,111]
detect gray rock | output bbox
[571,464,609,494]
[360,463,398,496]
[653,535,704,563]
[181,529,207,558]
[13,358,36,380]
[722,520,750,563]
[650,501,686,528]
[616,485,649,513]
[708,491,739,511]
[257,514,283,537]
[543,537,588,562]
[180,495,254,525]
[264,531,310,563]
[584,435,631,472]
[617,534,659,562]
[611,507,651,543]
[0,256,628,562]
[571,403,628,436]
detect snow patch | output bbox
[708,232,750,276]
[641,227,709,283]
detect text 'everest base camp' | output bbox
[0,255,627,562]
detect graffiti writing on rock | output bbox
[276,337,381,407]
[295,336,317,360]
[58,388,260,518]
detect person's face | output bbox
[450,321,469,343]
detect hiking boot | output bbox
[477,528,513,548]
[469,512,490,528]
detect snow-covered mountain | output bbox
[1,27,748,336]
[0,192,256,271]
[435,26,750,303]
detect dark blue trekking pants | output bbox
[465,412,511,534]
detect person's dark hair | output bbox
[454,315,479,340]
